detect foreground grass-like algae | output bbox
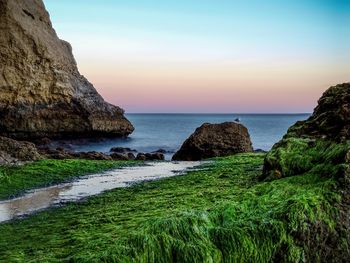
[0,152,344,262]
[0,159,134,200]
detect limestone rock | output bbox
[172,122,253,161]
[0,0,134,139]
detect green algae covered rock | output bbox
[261,82,350,263]
[262,83,350,181]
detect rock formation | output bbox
[262,83,350,262]
[136,152,165,161]
[172,122,253,161]
[262,83,350,180]
[0,136,41,164]
[284,82,350,142]
[0,0,134,140]
[110,147,137,153]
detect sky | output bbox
[44,0,350,113]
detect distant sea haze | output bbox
[68,114,310,158]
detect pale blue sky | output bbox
[44,0,349,113]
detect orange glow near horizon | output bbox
[78,59,348,113]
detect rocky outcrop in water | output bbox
[172,122,253,161]
[0,0,134,140]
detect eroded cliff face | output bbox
[0,0,134,139]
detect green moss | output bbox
[0,154,341,262]
[0,159,136,200]
[264,138,349,179]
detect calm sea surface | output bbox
[68,114,310,158]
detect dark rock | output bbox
[56,147,65,152]
[76,152,112,161]
[35,137,52,146]
[135,152,165,161]
[110,153,129,161]
[146,153,165,161]
[0,136,42,164]
[127,153,136,160]
[51,153,72,160]
[0,0,134,140]
[39,147,74,159]
[151,149,173,154]
[40,147,114,161]
[172,122,253,161]
[152,149,167,153]
[110,147,137,153]
[40,145,138,161]
[136,153,147,161]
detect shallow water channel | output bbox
[0,161,202,223]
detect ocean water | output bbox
[68,114,310,158]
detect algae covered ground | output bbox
[0,153,342,262]
[0,159,135,200]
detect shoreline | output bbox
[0,161,202,223]
[0,159,137,201]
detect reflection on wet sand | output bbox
[0,161,201,223]
[0,185,71,222]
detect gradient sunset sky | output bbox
[44,0,349,113]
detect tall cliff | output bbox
[0,0,134,139]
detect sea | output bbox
[66,114,310,159]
